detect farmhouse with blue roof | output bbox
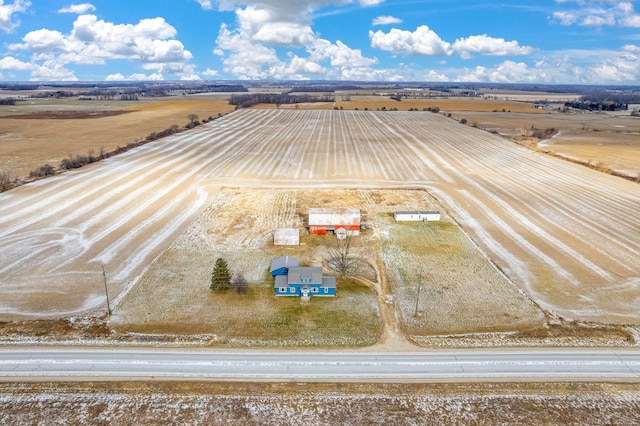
[270,256,337,300]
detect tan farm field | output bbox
[451,109,640,178]
[0,95,235,179]
[0,108,639,329]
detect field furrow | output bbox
[0,109,638,322]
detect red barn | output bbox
[308,208,360,237]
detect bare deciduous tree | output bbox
[231,274,249,294]
[325,235,364,278]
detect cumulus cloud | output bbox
[106,72,164,81]
[9,14,196,80]
[0,55,32,70]
[0,0,30,33]
[196,0,214,9]
[212,1,381,80]
[202,68,219,77]
[372,15,402,26]
[452,34,534,59]
[451,45,640,84]
[552,0,640,27]
[360,0,384,6]
[58,3,95,14]
[369,25,453,56]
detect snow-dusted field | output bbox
[2,382,638,425]
[0,109,638,323]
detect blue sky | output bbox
[0,0,639,83]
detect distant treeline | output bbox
[229,93,334,108]
[289,85,361,93]
[0,82,248,99]
[579,90,640,104]
[563,89,640,111]
[0,98,16,105]
[564,100,628,111]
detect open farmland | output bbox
[453,109,640,178]
[0,95,235,179]
[0,109,639,326]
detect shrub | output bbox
[29,164,56,178]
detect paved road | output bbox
[1,348,639,382]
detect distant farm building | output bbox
[308,208,360,237]
[270,256,336,300]
[273,228,299,246]
[394,211,441,222]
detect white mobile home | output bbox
[394,211,441,222]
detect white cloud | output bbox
[212,1,380,80]
[30,60,78,81]
[309,38,377,68]
[552,0,640,27]
[622,44,640,53]
[9,14,196,80]
[450,45,640,84]
[372,15,402,26]
[423,69,450,82]
[360,0,384,6]
[202,68,219,77]
[106,72,164,81]
[196,0,214,10]
[58,3,95,14]
[0,0,30,33]
[369,25,453,56]
[0,55,32,70]
[452,34,534,59]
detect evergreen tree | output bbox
[210,258,231,291]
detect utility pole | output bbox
[414,271,422,317]
[101,264,111,317]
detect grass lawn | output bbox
[112,275,382,347]
[382,219,544,336]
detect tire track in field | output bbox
[1,109,639,322]
[422,118,640,274]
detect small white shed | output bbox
[274,228,300,246]
[394,211,441,222]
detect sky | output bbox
[0,0,639,84]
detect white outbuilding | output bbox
[273,228,300,246]
[394,211,441,222]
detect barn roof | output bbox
[395,210,440,215]
[309,208,360,226]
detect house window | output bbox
[311,287,318,293]
[301,278,311,283]
[324,287,329,293]
[279,287,287,292]
[289,287,295,293]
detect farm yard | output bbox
[111,188,543,344]
[0,106,639,337]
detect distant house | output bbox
[394,211,441,222]
[309,208,360,237]
[274,266,336,299]
[270,256,300,277]
[273,228,299,246]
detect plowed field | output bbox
[0,109,638,323]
